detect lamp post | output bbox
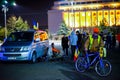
[2,5,8,39]
[1,0,16,39]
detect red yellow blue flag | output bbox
[74,47,80,62]
[33,21,39,30]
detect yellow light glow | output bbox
[80,12,85,27]
[75,12,80,28]
[110,10,115,26]
[116,10,120,26]
[69,12,74,28]
[92,11,97,26]
[111,3,119,7]
[62,12,69,27]
[98,10,103,26]
[104,10,109,26]
[62,10,120,28]
[57,3,106,11]
[86,11,91,27]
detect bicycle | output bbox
[75,48,112,76]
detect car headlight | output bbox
[0,47,5,52]
[20,46,30,51]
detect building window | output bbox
[98,10,103,26]
[92,11,97,27]
[116,10,120,26]
[110,10,115,26]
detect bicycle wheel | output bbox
[75,57,87,72]
[95,59,112,76]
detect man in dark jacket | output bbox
[76,30,82,51]
[61,34,69,56]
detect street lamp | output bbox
[2,4,8,39]
[1,0,16,39]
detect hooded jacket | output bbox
[69,31,78,46]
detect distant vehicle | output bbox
[0,30,49,63]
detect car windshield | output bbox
[6,32,34,42]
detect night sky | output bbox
[0,0,58,28]
[15,0,57,11]
[0,0,119,28]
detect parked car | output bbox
[0,30,49,63]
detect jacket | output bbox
[69,31,78,46]
[84,34,104,52]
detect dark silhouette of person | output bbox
[61,34,69,56]
[106,32,112,49]
[76,30,82,51]
[112,33,116,48]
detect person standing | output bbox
[111,33,116,48]
[76,30,82,51]
[106,32,112,49]
[69,30,78,60]
[61,34,69,56]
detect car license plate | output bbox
[8,57,16,60]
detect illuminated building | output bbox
[48,0,120,34]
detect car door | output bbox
[34,32,42,58]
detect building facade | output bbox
[48,0,120,34]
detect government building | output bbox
[48,0,120,34]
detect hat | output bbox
[93,28,99,33]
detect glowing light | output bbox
[111,3,118,7]
[82,13,85,16]
[60,2,120,27]
[4,0,8,4]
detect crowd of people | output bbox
[49,28,120,61]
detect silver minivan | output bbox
[0,31,49,63]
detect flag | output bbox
[74,47,80,62]
[33,21,39,30]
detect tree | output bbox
[98,17,110,32]
[0,27,5,41]
[7,16,29,35]
[15,17,29,31]
[57,21,70,35]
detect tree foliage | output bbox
[0,27,5,41]
[7,16,29,35]
[57,21,70,35]
[98,17,110,33]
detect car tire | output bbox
[30,52,36,64]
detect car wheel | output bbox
[31,53,36,63]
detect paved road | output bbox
[0,40,120,80]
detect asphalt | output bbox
[0,40,120,80]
